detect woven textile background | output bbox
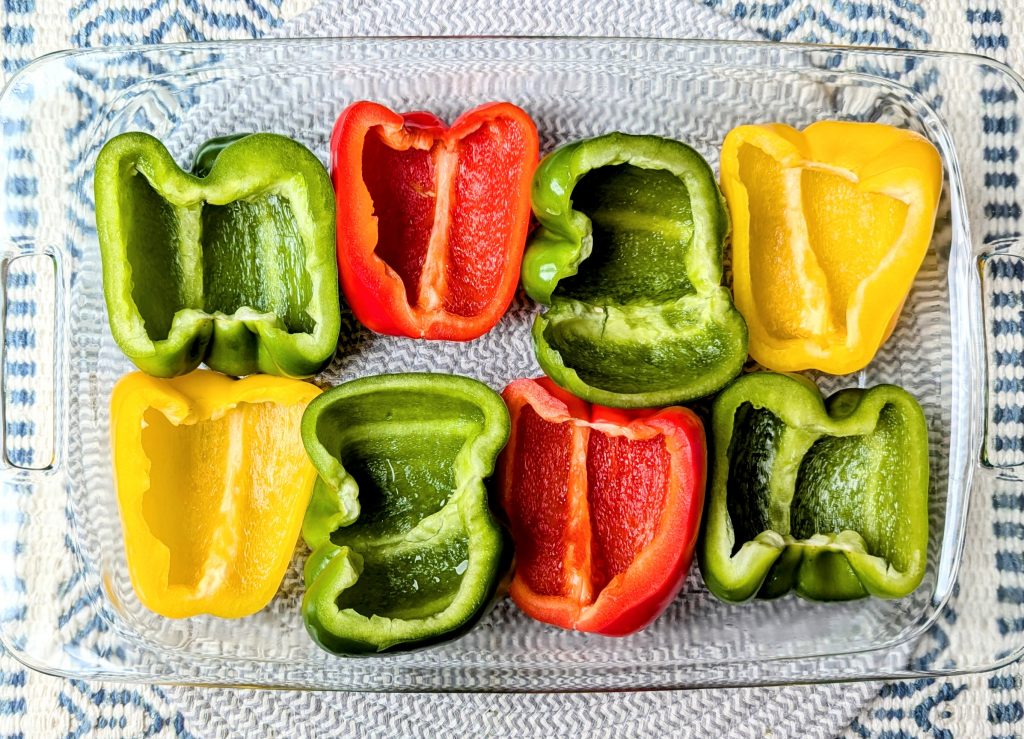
[1,0,1024,736]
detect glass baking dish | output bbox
[0,36,1022,692]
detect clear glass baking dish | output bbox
[0,36,1022,692]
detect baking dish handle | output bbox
[0,252,57,471]
[979,239,1024,478]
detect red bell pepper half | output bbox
[498,377,707,636]
[330,101,539,340]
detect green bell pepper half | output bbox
[699,372,929,602]
[95,131,340,378]
[300,373,510,654]
[522,132,748,408]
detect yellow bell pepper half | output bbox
[110,370,321,619]
[720,121,942,374]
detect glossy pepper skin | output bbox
[720,122,942,374]
[499,377,706,635]
[110,370,321,619]
[300,373,510,654]
[331,101,538,340]
[522,133,747,408]
[700,372,929,603]
[95,131,341,378]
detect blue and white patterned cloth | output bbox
[1,0,1023,736]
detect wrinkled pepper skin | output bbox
[95,131,341,378]
[300,373,510,654]
[331,101,538,340]
[522,133,748,408]
[720,122,942,374]
[499,377,706,635]
[110,370,321,619]
[699,372,929,603]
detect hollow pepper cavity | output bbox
[95,131,341,378]
[499,377,706,635]
[110,370,321,619]
[331,101,538,341]
[699,372,929,603]
[720,121,942,374]
[300,373,510,654]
